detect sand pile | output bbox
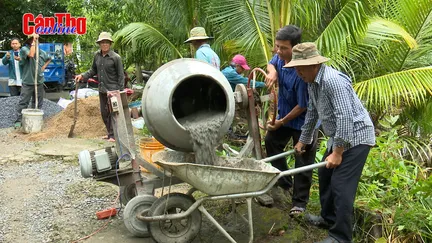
[24,96,106,141]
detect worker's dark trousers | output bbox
[99,92,114,139]
[15,84,44,122]
[9,85,21,96]
[265,126,318,208]
[319,144,371,243]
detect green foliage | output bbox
[0,0,73,49]
[355,118,432,242]
[141,124,152,137]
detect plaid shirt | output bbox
[299,65,375,151]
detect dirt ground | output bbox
[0,126,327,243]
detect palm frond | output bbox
[208,0,272,63]
[400,98,432,136]
[348,17,419,80]
[354,67,432,110]
[403,9,432,69]
[398,135,432,164]
[315,0,370,62]
[369,0,432,72]
[365,17,417,49]
[291,0,342,40]
[113,22,183,63]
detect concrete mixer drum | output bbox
[142,59,235,152]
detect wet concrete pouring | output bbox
[179,111,224,165]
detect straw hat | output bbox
[184,27,214,43]
[96,32,113,43]
[284,42,329,67]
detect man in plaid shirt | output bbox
[286,42,375,243]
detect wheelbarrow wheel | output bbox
[120,183,137,205]
[124,195,157,237]
[148,193,201,243]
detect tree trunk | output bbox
[135,63,143,83]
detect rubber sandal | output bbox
[289,206,305,217]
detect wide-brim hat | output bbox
[96,32,113,43]
[184,27,214,43]
[284,42,329,68]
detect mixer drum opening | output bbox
[171,75,227,121]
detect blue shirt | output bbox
[269,54,308,130]
[221,66,265,91]
[195,44,220,70]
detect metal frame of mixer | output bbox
[91,90,184,201]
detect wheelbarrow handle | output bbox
[259,149,295,163]
[278,161,327,178]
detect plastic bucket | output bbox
[21,109,44,134]
[139,137,165,172]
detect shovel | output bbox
[68,83,79,138]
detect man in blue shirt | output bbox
[221,54,265,90]
[185,27,220,70]
[2,38,22,96]
[264,25,318,216]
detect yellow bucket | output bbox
[139,137,165,172]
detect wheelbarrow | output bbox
[134,149,326,243]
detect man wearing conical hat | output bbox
[185,27,220,70]
[290,42,375,243]
[75,32,125,142]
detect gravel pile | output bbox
[0,96,63,128]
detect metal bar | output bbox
[223,143,240,156]
[246,198,254,243]
[198,206,237,243]
[260,149,295,163]
[246,88,263,159]
[138,198,205,221]
[210,162,327,201]
[238,136,254,157]
[139,161,327,222]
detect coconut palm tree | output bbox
[206,0,432,111]
[113,0,214,65]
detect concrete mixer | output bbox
[141,58,235,152]
[77,58,279,240]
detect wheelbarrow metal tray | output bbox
[152,151,280,196]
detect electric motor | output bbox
[79,146,118,178]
